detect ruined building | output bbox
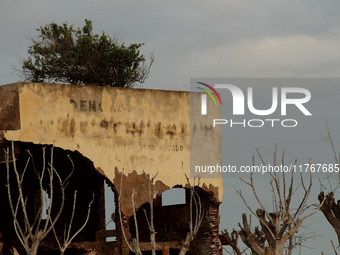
[0,82,223,255]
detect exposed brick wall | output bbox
[209,202,222,255]
[114,188,131,255]
[115,187,223,255]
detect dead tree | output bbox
[318,124,340,247]
[117,171,160,255]
[117,170,158,254]
[318,191,340,247]
[11,247,20,255]
[178,174,204,255]
[5,142,73,255]
[142,172,158,255]
[118,169,142,255]
[235,147,326,255]
[118,170,204,255]
[222,224,265,255]
[51,190,95,255]
[221,229,243,255]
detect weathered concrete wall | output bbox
[0,84,20,130]
[0,82,223,216]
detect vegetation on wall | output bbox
[17,19,154,87]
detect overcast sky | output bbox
[2,1,340,254]
[2,1,340,89]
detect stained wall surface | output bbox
[0,82,223,215]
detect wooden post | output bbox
[162,245,170,255]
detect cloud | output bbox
[188,33,340,78]
[1,0,340,87]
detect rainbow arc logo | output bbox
[196,82,222,115]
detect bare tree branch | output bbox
[179,174,204,255]
[117,169,136,253]
[142,171,158,255]
[236,147,326,255]
[52,191,95,255]
[319,124,340,247]
[5,142,72,255]
[221,229,243,255]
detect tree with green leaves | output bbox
[17,19,154,87]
